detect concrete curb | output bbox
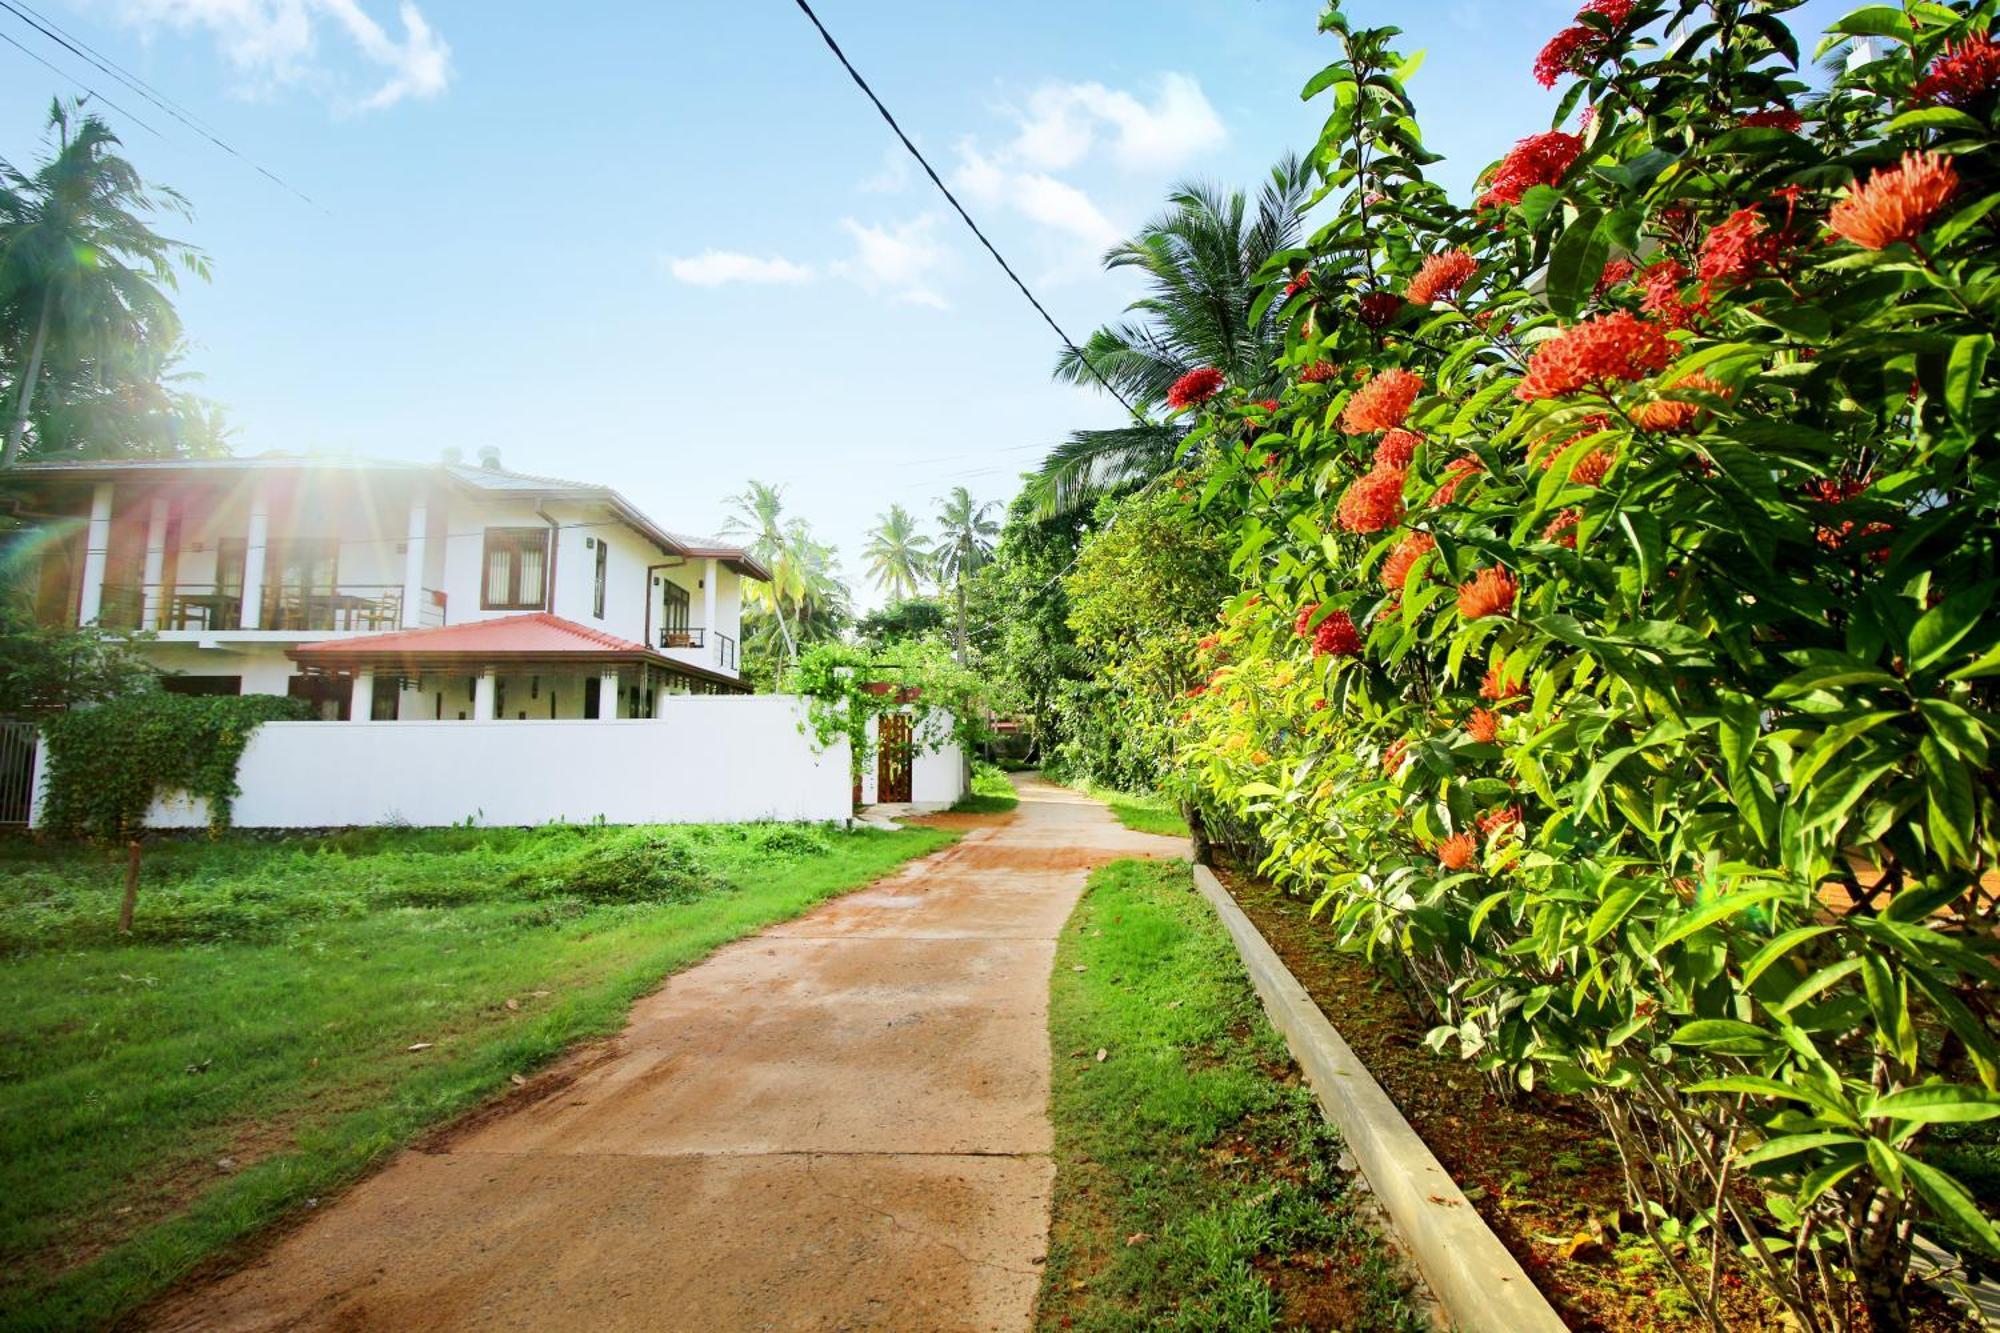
[1190,864,1566,1333]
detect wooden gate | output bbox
[876,713,913,803]
[0,719,37,826]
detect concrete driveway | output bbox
[148,774,1184,1332]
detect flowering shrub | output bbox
[1176,4,2000,1329]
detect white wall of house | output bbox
[90,696,852,828]
[147,643,299,696]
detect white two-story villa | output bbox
[0,450,769,719]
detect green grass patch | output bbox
[950,761,1020,814]
[1071,782,1190,838]
[1036,859,1425,1332]
[0,820,954,1332]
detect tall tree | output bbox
[934,486,998,664]
[721,480,853,685]
[861,503,933,602]
[0,100,206,467]
[1023,155,1311,516]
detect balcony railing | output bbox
[97,583,446,632]
[659,626,739,674]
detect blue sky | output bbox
[1,1,1840,609]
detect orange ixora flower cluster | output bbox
[1457,566,1519,619]
[1477,804,1525,840]
[1337,466,1406,533]
[1405,250,1478,305]
[1374,428,1421,471]
[1630,371,1730,434]
[1381,738,1409,774]
[1298,359,1341,384]
[1477,130,1582,209]
[1436,831,1479,872]
[1380,530,1436,602]
[1310,609,1364,658]
[1480,664,1525,702]
[1430,454,1484,507]
[1517,311,1673,401]
[1828,152,1959,251]
[1543,507,1582,548]
[1464,707,1501,744]
[1341,368,1423,434]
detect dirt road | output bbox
[147,775,1183,1332]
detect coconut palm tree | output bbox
[0,99,205,467]
[721,480,853,670]
[1022,154,1311,516]
[862,504,934,602]
[934,486,999,663]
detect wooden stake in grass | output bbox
[117,841,140,934]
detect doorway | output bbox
[876,713,913,803]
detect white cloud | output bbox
[953,143,1120,264]
[112,0,451,110]
[833,215,950,309]
[1004,73,1224,173]
[667,250,814,287]
[857,144,911,194]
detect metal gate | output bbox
[0,719,37,826]
[876,713,913,804]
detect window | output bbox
[662,581,689,631]
[592,538,608,619]
[160,675,242,697]
[482,528,548,610]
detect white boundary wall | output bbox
[853,710,968,809]
[94,696,855,829]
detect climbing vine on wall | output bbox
[787,640,988,778]
[39,693,309,838]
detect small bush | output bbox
[512,833,736,905]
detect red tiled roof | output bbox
[293,613,651,659]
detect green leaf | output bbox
[1300,63,1350,102]
[1885,107,1986,136]
[1945,335,1992,428]
[1769,665,1899,700]
[1655,884,1792,951]
[1831,7,1913,40]
[1545,208,1609,318]
[1740,925,1837,987]
[1672,1018,1780,1055]
[1910,581,1995,673]
[1868,1084,2000,1125]
[1585,883,1648,945]
[1900,1153,2000,1255]
[1736,1131,1864,1168]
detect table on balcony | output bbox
[167,591,243,631]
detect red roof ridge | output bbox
[293,611,652,658]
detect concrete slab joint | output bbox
[1190,864,1567,1333]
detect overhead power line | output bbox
[0,29,161,137]
[0,0,320,210]
[787,0,1151,430]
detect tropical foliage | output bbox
[861,502,933,601]
[1156,4,2000,1328]
[934,484,998,662]
[1022,156,1311,516]
[0,99,222,466]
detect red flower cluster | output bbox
[1382,739,1408,774]
[1478,131,1582,209]
[1337,467,1406,534]
[1915,32,2000,109]
[1312,610,1364,659]
[1437,832,1479,872]
[1637,259,1708,329]
[1374,428,1421,471]
[1167,366,1226,409]
[1465,708,1501,744]
[1359,291,1406,330]
[1285,268,1315,297]
[1806,472,1872,506]
[1699,207,1784,287]
[1532,0,1635,88]
[1342,369,1423,434]
[1457,566,1519,619]
[1480,665,1525,702]
[1294,602,1321,637]
[1298,360,1340,384]
[1405,250,1478,305]
[1567,448,1615,486]
[1380,531,1436,600]
[1829,151,1960,251]
[1595,258,1636,296]
[1543,508,1582,548]
[1740,106,1804,132]
[1430,454,1484,507]
[1477,804,1525,839]
[1517,311,1672,401]
[1631,372,1730,435]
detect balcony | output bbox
[99,583,446,633]
[658,626,739,673]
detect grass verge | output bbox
[0,821,953,1332]
[950,761,1020,815]
[1036,858,1426,1332]
[1075,783,1191,838]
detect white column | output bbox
[473,668,497,721]
[349,669,375,722]
[401,490,428,628]
[140,495,169,628]
[600,667,621,720]
[76,482,114,625]
[239,485,269,630]
[702,558,719,664]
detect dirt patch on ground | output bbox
[905,809,1019,833]
[1217,866,1976,1333]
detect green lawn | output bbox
[0,820,954,1332]
[1074,782,1190,838]
[1036,859,1426,1332]
[950,760,1021,814]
